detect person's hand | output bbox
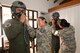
[51,19,55,27]
[25,18,30,27]
[31,41,35,48]
[20,14,26,23]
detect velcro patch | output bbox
[5,23,11,27]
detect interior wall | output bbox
[0,23,1,47]
[0,0,60,12]
[0,7,1,47]
[50,4,80,53]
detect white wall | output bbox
[0,21,2,47]
[0,0,60,12]
[50,4,80,53]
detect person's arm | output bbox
[59,25,75,36]
[25,19,36,38]
[27,26,36,38]
[3,21,22,40]
[51,26,59,36]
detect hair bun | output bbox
[60,19,70,27]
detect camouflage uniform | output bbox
[36,25,52,53]
[3,18,30,53]
[58,25,76,53]
[28,25,52,53]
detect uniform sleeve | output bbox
[3,21,22,40]
[27,26,36,38]
[51,27,59,36]
[59,26,75,36]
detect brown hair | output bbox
[38,16,47,23]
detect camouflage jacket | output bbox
[57,25,76,53]
[28,25,52,53]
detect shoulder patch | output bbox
[5,23,11,27]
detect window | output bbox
[2,6,12,50]
[28,10,38,53]
[28,10,38,29]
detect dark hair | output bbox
[38,17,47,23]
[38,17,45,20]
[60,19,70,27]
[52,12,60,20]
